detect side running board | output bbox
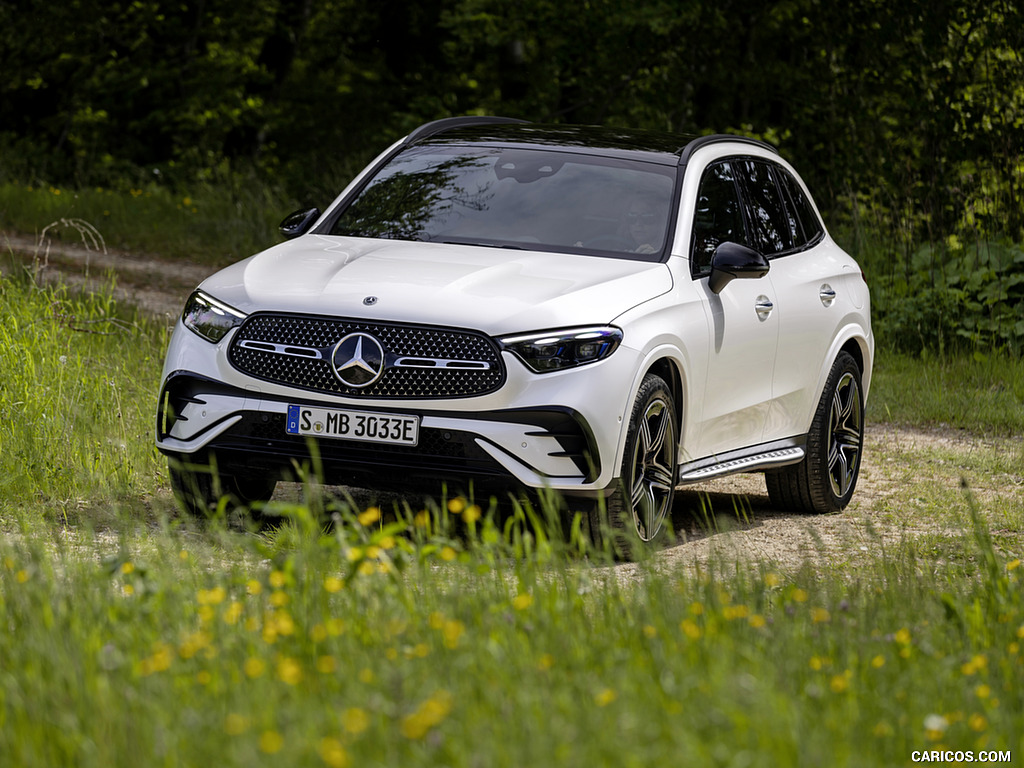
[677,447,805,484]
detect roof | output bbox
[405,116,778,166]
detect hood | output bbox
[199,235,672,334]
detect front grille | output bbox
[228,313,505,399]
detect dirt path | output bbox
[5,229,1020,572]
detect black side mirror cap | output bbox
[279,207,322,239]
[708,242,770,294]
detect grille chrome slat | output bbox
[228,313,505,399]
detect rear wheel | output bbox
[586,373,677,558]
[766,351,864,513]
[168,455,277,517]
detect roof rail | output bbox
[678,133,779,166]
[403,116,530,145]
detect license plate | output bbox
[286,405,419,446]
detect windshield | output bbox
[328,145,676,261]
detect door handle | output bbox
[819,284,836,307]
[754,295,774,319]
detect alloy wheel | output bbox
[628,397,676,541]
[826,372,862,498]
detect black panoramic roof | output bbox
[405,116,778,166]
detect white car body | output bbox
[157,117,872,547]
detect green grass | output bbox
[1,495,1022,767]
[0,264,165,514]
[0,180,291,264]
[869,351,1024,435]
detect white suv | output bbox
[157,116,872,549]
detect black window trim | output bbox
[688,155,826,279]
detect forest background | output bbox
[2,0,1023,356]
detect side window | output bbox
[691,161,747,275]
[777,168,824,247]
[736,160,793,257]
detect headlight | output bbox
[181,290,247,343]
[500,326,623,373]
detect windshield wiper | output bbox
[439,239,525,250]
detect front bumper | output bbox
[157,371,605,494]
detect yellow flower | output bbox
[871,655,886,669]
[277,657,303,685]
[121,562,135,575]
[643,624,657,638]
[400,691,453,740]
[319,737,350,768]
[748,614,767,629]
[792,588,809,603]
[269,570,287,588]
[440,546,458,562]
[139,643,174,676]
[595,688,617,707]
[764,572,781,587]
[975,684,991,700]
[538,653,555,670]
[894,628,912,645]
[1007,559,1021,571]
[688,602,704,616]
[723,604,749,620]
[463,504,482,524]
[342,707,370,735]
[414,510,431,529]
[223,601,243,625]
[811,608,831,624]
[317,656,337,675]
[244,657,265,679]
[358,561,376,576]
[358,668,374,684]
[968,713,988,732]
[512,593,534,611]
[324,576,345,593]
[830,671,851,693]
[259,730,283,754]
[16,570,30,584]
[326,618,346,636]
[447,497,466,514]
[270,590,290,607]
[224,713,248,735]
[357,507,381,526]
[246,579,262,595]
[442,619,465,649]
[680,619,702,640]
[196,670,212,686]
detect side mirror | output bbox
[708,242,769,294]
[279,207,321,239]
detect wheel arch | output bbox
[608,349,690,488]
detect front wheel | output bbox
[586,373,678,558]
[766,351,864,513]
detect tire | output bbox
[766,351,864,514]
[586,373,677,558]
[168,455,276,517]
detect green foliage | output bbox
[861,240,1024,357]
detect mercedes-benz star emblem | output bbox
[331,333,385,388]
